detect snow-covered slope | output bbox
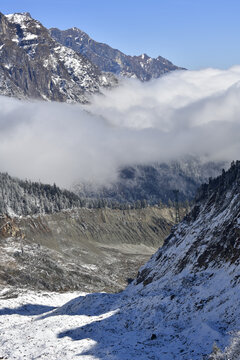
[117,161,240,359]
[0,12,117,102]
[1,162,239,359]
[67,160,240,359]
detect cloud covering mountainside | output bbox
[1,66,240,187]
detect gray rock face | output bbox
[0,12,117,102]
[50,27,185,81]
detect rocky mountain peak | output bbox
[6,12,33,23]
[140,53,148,59]
[50,27,185,81]
[0,12,117,102]
[5,12,50,59]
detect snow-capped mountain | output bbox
[0,12,117,102]
[50,27,185,81]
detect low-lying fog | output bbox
[1,66,240,187]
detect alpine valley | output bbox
[0,154,240,360]
[0,10,239,360]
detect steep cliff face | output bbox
[0,206,177,292]
[50,27,185,81]
[0,12,117,102]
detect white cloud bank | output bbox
[1,66,240,187]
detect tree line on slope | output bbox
[196,160,240,202]
[0,172,190,217]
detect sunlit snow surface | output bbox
[0,259,240,360]
[0,280,239,360]
[0,290,120,360]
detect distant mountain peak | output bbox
[6,12,32,18]
[7,11,32,17]
[140,53,149,59]
[6,12,34,25]
[50,27,185,81]
[0,11,184,102]
[71,26,80,31]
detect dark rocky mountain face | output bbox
[50,27,185,81]
[0,12,117,102]
[136,160,240,283]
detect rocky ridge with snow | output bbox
[50,27,185,81]
[117,161,240,359]
[0,12,117,102]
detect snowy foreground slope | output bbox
[0,162,240,359]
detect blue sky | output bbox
[1,0,240,70]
